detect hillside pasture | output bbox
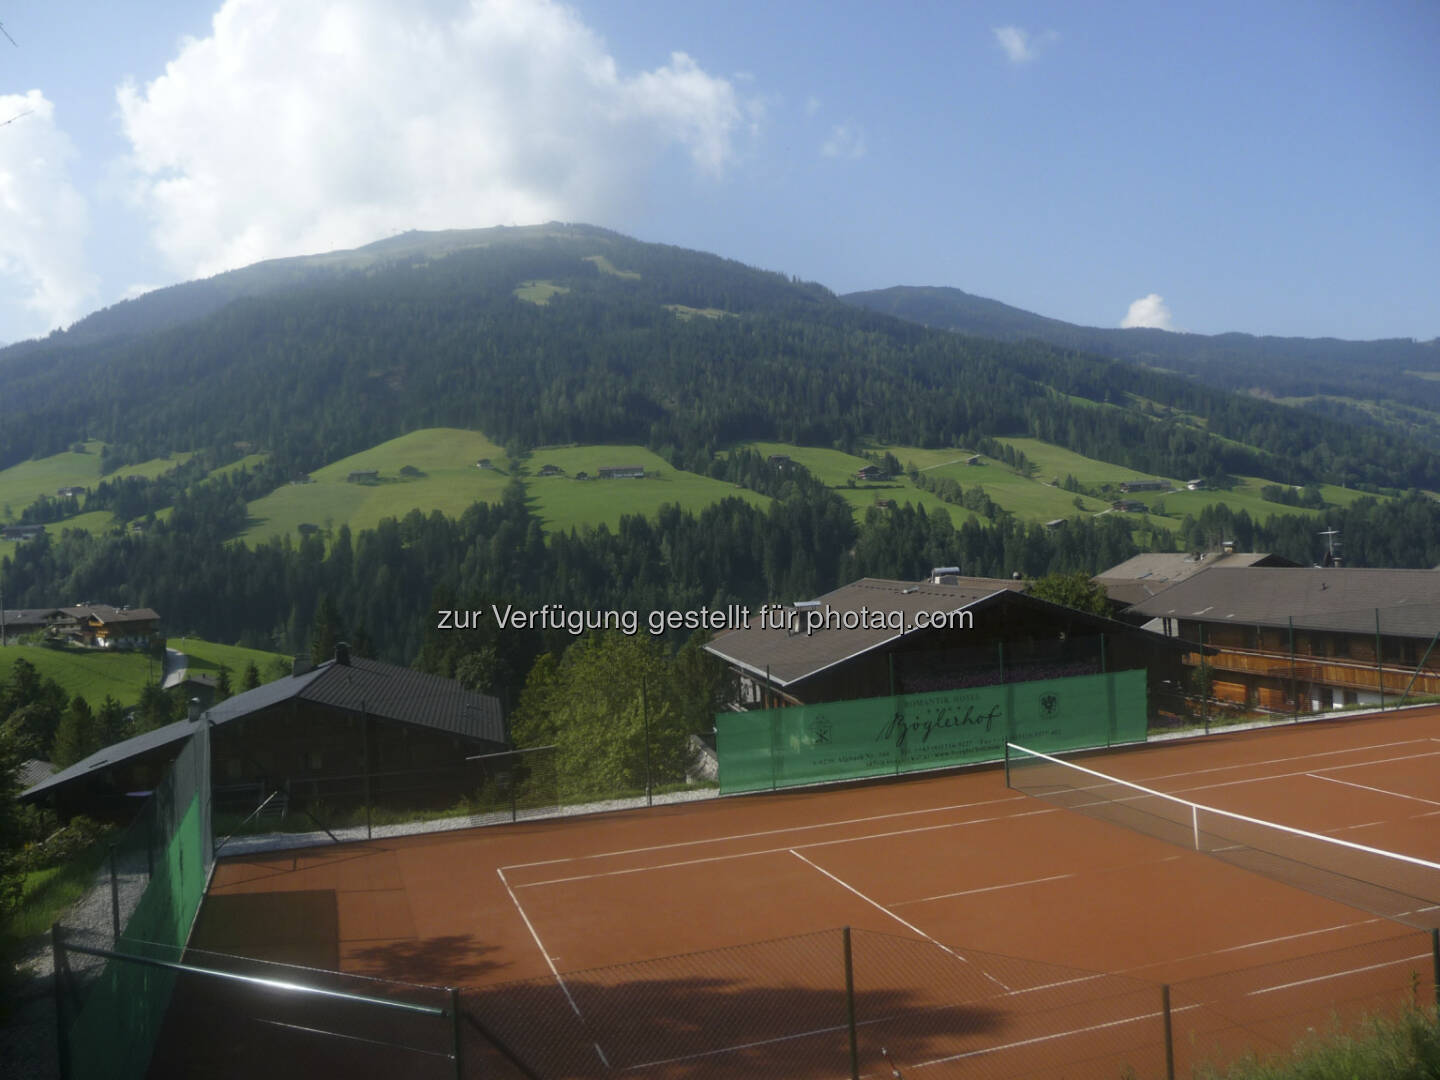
[239,429,510,544]
[0,644,157,708]
[525,446,770,533]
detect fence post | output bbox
[1376,608,1385,710]
[362,704,373,841]
[641,677,653,807]
[52,924,71,1080]
[1431,928,1439,1019]
[1199,624,1209,734]
[1296,616,1307,728]
[843,927,859,1080]
[450,987,463,1080]
[108,843,121,945]
[1161,983,1175,1080]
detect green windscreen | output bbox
[717,669,1146,794]
[64,720,214,1080]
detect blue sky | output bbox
[1,0,1436,344]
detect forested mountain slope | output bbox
[842,285,1440,448]
[2,225,1436,495]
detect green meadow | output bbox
[525,446,770,533]
[0,442,194,519]
[0,644,157,707]
[998,438,1380,523]
[584,253,641,279]
[514,280,570,304]
[239,428,510,543]
[169,637,290,679]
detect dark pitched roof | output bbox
[704,576,1028,687]
[1095,551,1296,607]
[57,603,161,623]
[18,759,55,790]
[1125,566,1440,637]
[21,721,198,800]
[22,656,504,801]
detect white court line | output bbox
[1131,738,1432,787]
[1164,750,1440,801]
[514,807,1059,889]
[892,872,1076,908]
[1115,918,1382,976]
[501,793,1029,871]
[497,867,611,1068]
[1308,771,1440,808]
[1248,952,1430,996]
[788,849,1012,992]
[897,1003,1205,1074]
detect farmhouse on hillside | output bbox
[598,465,645,479]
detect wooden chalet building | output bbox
[705,575,1189,713]
[1127,566,1440,712]
[22,645,506,820]
[58,603,161,649]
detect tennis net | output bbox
[1006,742,1440,930]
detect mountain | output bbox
[841,285,1440,447]
[0,225,1436,495]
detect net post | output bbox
[52,924,71,1080]
[842,927,859,1080]
[108,842,121,945]
[1161,983,1175,1080]
[1003,741,1011,788]
[449,986,463,1080]
[1191,805,1199,852]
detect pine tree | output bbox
[52,696,99,769]
[240,661,262,692]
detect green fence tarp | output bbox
[717,669,1146,794]
[65,721,213,1080]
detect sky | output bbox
[1,0,1437,346]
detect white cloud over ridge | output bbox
[0,91,96,334]
[117,0,752,281]
[1121,293,1176,330]
[992,26,1058,65]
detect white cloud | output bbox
[0,91,97,334]
[992,26,1058,65]
[1121,293,1177,330]
[117,0,753,281]
[821,123,866,160]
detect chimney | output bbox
[335,641,351,666]
[930,566,961,585]
[292,656,313,677]
[187,698,202,723]
[1221,539,1235,555]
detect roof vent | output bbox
[187,698,203,723]
[930,566,961,585]
[335,641,351,666]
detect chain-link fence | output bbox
[53,929,463,1080]
[55,720,213,1080]
[455,925,1438,1080]
[210,732,717,847]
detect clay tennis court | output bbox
[185,707,1440,1078]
